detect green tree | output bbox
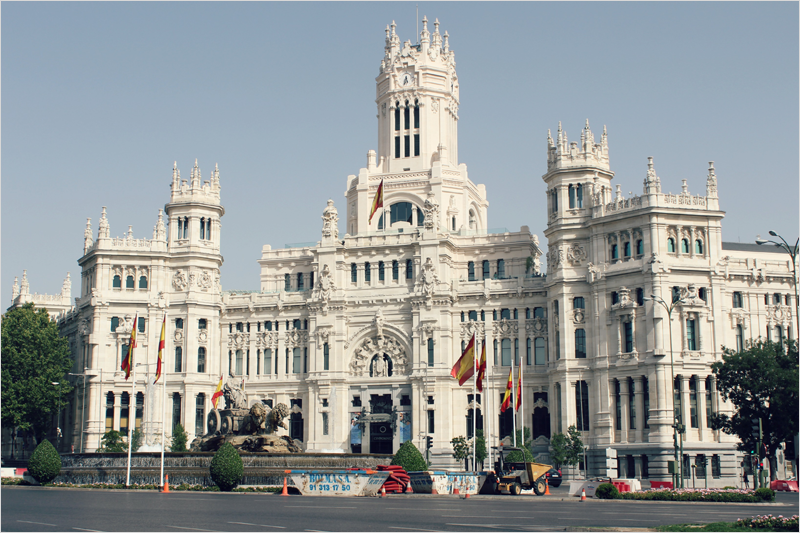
[474,429,488,467]
[210,442,243,491]
[171,423,188,452]
[710,339,798,481]
[391,440,428,472]
[451,435,470,469]
[1,303,73,443]
[97,430,128,452]
[27,439,62,484]
[549,425,584,474]
[130,429,143,452]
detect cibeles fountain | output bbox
[55,376,388,487]
[189,375,301,453]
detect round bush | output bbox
[390,440,428,472]
[754,487,775,502]
[209,442,243,492]
[594,482,619,499]
[28,439,62,485]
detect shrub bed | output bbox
[595,483,620,499]
[27,440,62,484]
[41,482,280,492]
[619,488,774,503]
[736,514,799,531]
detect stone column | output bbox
[633,376,645,443]
[697,376,707,442]
[689,227,696,258]
[608,378,617,443]
[620,378,630,443]
[113,393,121,432]
[709,376,719,440]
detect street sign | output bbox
[605,468,618,478]
[606,457,618,469]
[606,448,617,458]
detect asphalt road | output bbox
[2,486,798,532]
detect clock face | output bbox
[401,72,413,86]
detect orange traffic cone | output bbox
[380,486,386,498]
[281,477,289,496]
[453,487,460,495]
[405,482,413,493]
[544,478,551,495]
[160,474,170,493]
[581,488,587,501]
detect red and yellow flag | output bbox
[120,312,138,380]
[500,368,513,413]
[154,315,166,383]
[516,367,523,412]
[450,334,476,386]
[368,179,384,223]
[476,342,487,393]
[211,375,224,409]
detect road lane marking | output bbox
[228,523,285,529]
[285,506,356,509]
[166,527,216,532]
[73,529,102,532]
[18,521,57,527]
[389,528,442,532]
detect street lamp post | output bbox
[51,382,62,451]
[68,372,87,453]
[756,231,799,340]
[644,294,686,489]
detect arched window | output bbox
[636,239,644,256]
[364,262,371,283]
[126,275,135,288]
[404,100,410,129]
[113,274,121,288]
[417,207,425,227]
[624,242,631,257]
[452,217,457,231]
[681,239,689,254]
[111,316,120,332]
[686,318,697,350]
[482,260,490,280]
[469,210,476,230]
[139,276,148,289]
[611,244,619,259]
[468,310,478,321]
[695,240,703,254]
[468,261,475,281]
[394,106,400,131]
[175,347,183,372]
[500,308,511,320]
[390,202,414,225]
[533,307,545,318]
[182,217,188,239]
[406,259,413,280]
[198,347,206,373]
[200,217,206,240]
[293,319,302,330]
[414,101,419,128]
[206,218,212,240]
[378,261,385,281]
[176,318,184,329]
[575,329,586,358]
[198,319,207,330]
[667,238,675,253]
[351,263,357,283]
[573,297,585,309]
[120,392,130,435]
[497,259,505,279]
[392,260,399,280]
[105,391,115,432]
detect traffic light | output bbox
[751,418,762,441]
[426,436,433,450]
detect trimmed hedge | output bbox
[391,440,428,472]
[209,442,244,492]
[754,487,776,502]
[619,488,773,502]
[27,440,62,484]
[595,482,619,499]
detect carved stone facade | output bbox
[12,19,795,485]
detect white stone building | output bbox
[5,19,796,485]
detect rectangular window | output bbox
[493,339,498,365]
[365,262,371,283]
[414,134,420,156]
[378,261,385,281]
[264,349,272,376]
[392,260,399,280]
[138,317,145,333]
[427,338,434,367]
[406,260,413,280]
[394,136,400,158]
[172,393,182,430]
[501,338,511,366]
[615,380,621,430]
[712,455,721,478]
[427,410,435,433]
[690,379,698,428]
[575,380,590,431]
[292,347,302,374]
[514,339,520,366]
[351,263,357,283]
[642,455,649,478]
[323,343,329,371]
[687,319,697,350]
[297,273,304,291]
[175,347,183,373]
[404,135,410,157]
[404,106,410,129]
[705,377,712,426]
[482,261,490,280]
[555,331,560,360]
[573,297,585,309]
[643,376,650,429]
[284,273,291,291]
[526,338,532,365]
[414,105,419,128]
[575,329,586,358]
[534,338,546,365]
[235,349,243,375]
[624,321,633,353]
[195,395,205,436]
[629,379,636,430]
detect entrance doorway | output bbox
[370,421,393,454]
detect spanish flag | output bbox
[500,368,513,413]
[515,367,523,412]
[450,334,476,386]
[476,342,487,393]
[120,312,138,380]
[368,179,384,224]
[211,375,224,409]
[154,315,166,383]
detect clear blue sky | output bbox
[3,1,798,306]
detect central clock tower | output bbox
[376,17,460,174]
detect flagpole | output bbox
[472,335,476,473]
[486,340,492,472]
[126,315,136,488]
[520,356,525,453]
[160,311,167,489]
[511,354,516,448]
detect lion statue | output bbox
[239,401,269,435]
[267,403,290,434]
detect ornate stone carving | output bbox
[227,332,249,349]
[321,199,339,239]
[98,207,110,239]
[567,242,587,266]
[612,287,635,310]
[285,328,309,348]
[423,192,440,231]
[374,308,386,338]
[587,262,605,283]
[154,209,166,241]
[573,309,585,324]
[493,319,518,338]
[460,320,484,341]
[526,317,547,336]
[199,270,213,290]
[84,218,93,253]
[418,257,439,297]
[78,318,90,336]
[174,328,184,345]
[350,336,408,376]
[172,270,188,291]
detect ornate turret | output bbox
[84,218,93,253]
[98,207,110,239]
[165,160,224,255]
[706,161,718,198]
[643,157,662,194]
[153,209,167,241]
[547,120,610,172]
[62,273,71,298]
[11,277,19,301]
